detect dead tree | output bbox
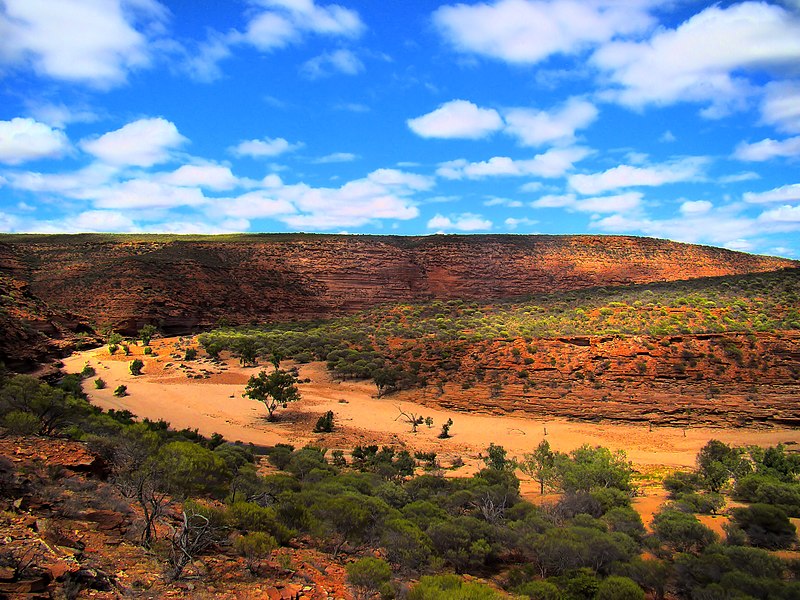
[395,406,424,433]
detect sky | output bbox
[0,0,799,257]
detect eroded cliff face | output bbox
[0,234,796,368]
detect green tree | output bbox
[730,504,797,549]
[407,574,505,600]
[157,441,231,498]
[234,532,277,574]
[138,324,157,346]
[243,368,300,421]
[652,508,717,554]
[346,557,392,599]
[521,439,559,494]
[595,576,645,600]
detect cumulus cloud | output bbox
[760,80,800,134]
[433,0,653,64]
[438,146,591,180]
[568,157,706,195]
[301,48,364,78]
[81,118,186,167]
[504,217,537,229]
[82,179,208,210]
[0,0,166,88]
[592,2,800,115]
[158,164,240,191]
[408,100,503,140]
[680,200,713,215]
[313,152,358,163]
[733,136,800,162]
[231,137,302,158]
[188,0,364,80]
[0,117,69,165]
[743,183,800,204]
[759,205,800,224]
[530,191,642,213]
[504,98,598,146]
[427,213,492,231]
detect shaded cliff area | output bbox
[0,233,796,370]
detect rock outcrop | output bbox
[0,233,796,369]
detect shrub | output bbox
[80,364,96,378]
[407,574,505,600]
[346,557,392,598]
[730,504,797,549]
[514,580,561,599]
[144,347,153,355]
[157,441,231,498]
[234,532,277,574]
[652,508,717,553]
[313,410,335,433]
[113,385,127,397]
[2,410,40,435]
[129,359,144,376]
[94,378,106,389]
[595,576,645,600]
[184,348,197,361]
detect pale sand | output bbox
[63,338,800,503]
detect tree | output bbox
[521,439,558,494]
[243,368,300,421]
[483,443,513,471]
[346,557,392,599]
[396,406,424,432]
[652,508,717,554]
[730,504,797,549]
[167,502,226,581]
[138,324,157,346]
[595,576,645,600]
[438,418,453,439]
[697,439,749,493]
[313,410,335,433]
[234,532,277,575]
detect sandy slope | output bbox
[63,338,800,500]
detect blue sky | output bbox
[1,0,799,257]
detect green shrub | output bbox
[313,410,335,433]
[234,532,277,573]
[407,574,505,600]
[595,576,644,600]
[184,348,197,361]
[2,410,40,435]
[80,364,96,378]
[113,385,127,397]
[129,359,144,376]
[346,557,392,598]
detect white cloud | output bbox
[530,191,642,212]
[427,213,492,231]
[680,200,713,215]
[367,168,434,191]
[530,193,576,208]
[592,2,800,115]
[504,98,598,146]
[759,204,800,223]
[744,183,800,204]
[0,117,69,164]
[433,0,653,64]
[485,197,523,208]
[0,0,166,88]
[408,100,503,140]
[568,157,706,195]
[214,191,295,219]
[760,80,800,134]
[660,130,676,143]
[575,192,642,213]
[314,152,358,163]
[231,137,302,158]
[81,118,186,167]
[438,146,591,180]
[158,164,240,191]
[240,0,363,50]
[719,172,760,184]
[301,48,363,78]
[733,136,800,161]
[83,179,207,210]
[25,102,99,128]
[504,217,537,229]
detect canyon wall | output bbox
[0,233,796,369]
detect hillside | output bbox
[0,233,795,370]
